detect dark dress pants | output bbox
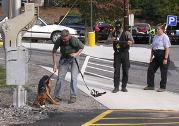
[147,56,169,89]
[113,51,130,89]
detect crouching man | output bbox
[52,29,84,104]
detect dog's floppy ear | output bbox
[41,75,50,83]
[38,75,50,94]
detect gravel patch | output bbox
[0,105,51,126]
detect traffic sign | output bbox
[167,15,177,26]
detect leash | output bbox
[74,58,106,97]
[45,71,56,83]
[49,72,55,79]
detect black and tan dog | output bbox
[32,75,59,107]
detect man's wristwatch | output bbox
[164,58,168,60]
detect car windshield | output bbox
[60,16,85,25]
[39,17,50,25]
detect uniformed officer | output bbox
[144,24,171,92]
[112,21,134,93]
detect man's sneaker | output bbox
[143,86,154,90]
[68,96,77,104]
[121,88,128,92]
[157,88,166,92]
[54,97,62,102]
[112,88,119,93]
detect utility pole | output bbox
[2,0,37,107]
[123,0,129,31]
[5,0,27,108]
[2,0,21,19]
[90,0,93,31]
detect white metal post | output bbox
[12,0,27,107]
[3,0,29,107]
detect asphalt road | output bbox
[11,110,104,126]
[12,109,179,126]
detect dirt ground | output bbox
[0,6,79,24]
[39,7,75,23]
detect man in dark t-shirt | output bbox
[112,21,134,93]
[52,29,84,104]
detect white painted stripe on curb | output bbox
[81,55,90,75]
[88,62,114,69]
[87,65,113,73]
[91,56,113,62]
[85,71,113,80]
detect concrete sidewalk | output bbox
[25,42,179,111]
[42,65,179,111]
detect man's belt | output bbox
[61,55,73,59]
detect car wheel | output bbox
[51,31,61,43]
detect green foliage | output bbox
[0,66,6,87]
[0,66,14,88]
[78,0,123,25]
[130,0,179,24]
[53,0,179,25]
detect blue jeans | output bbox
[54,57,79,98]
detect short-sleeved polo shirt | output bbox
[152,33,171,50]
[53,36,84,56]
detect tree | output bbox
[130,0,179,24]
[53,0,124,24]
[47,0,179,25]
[78,0,124,24]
